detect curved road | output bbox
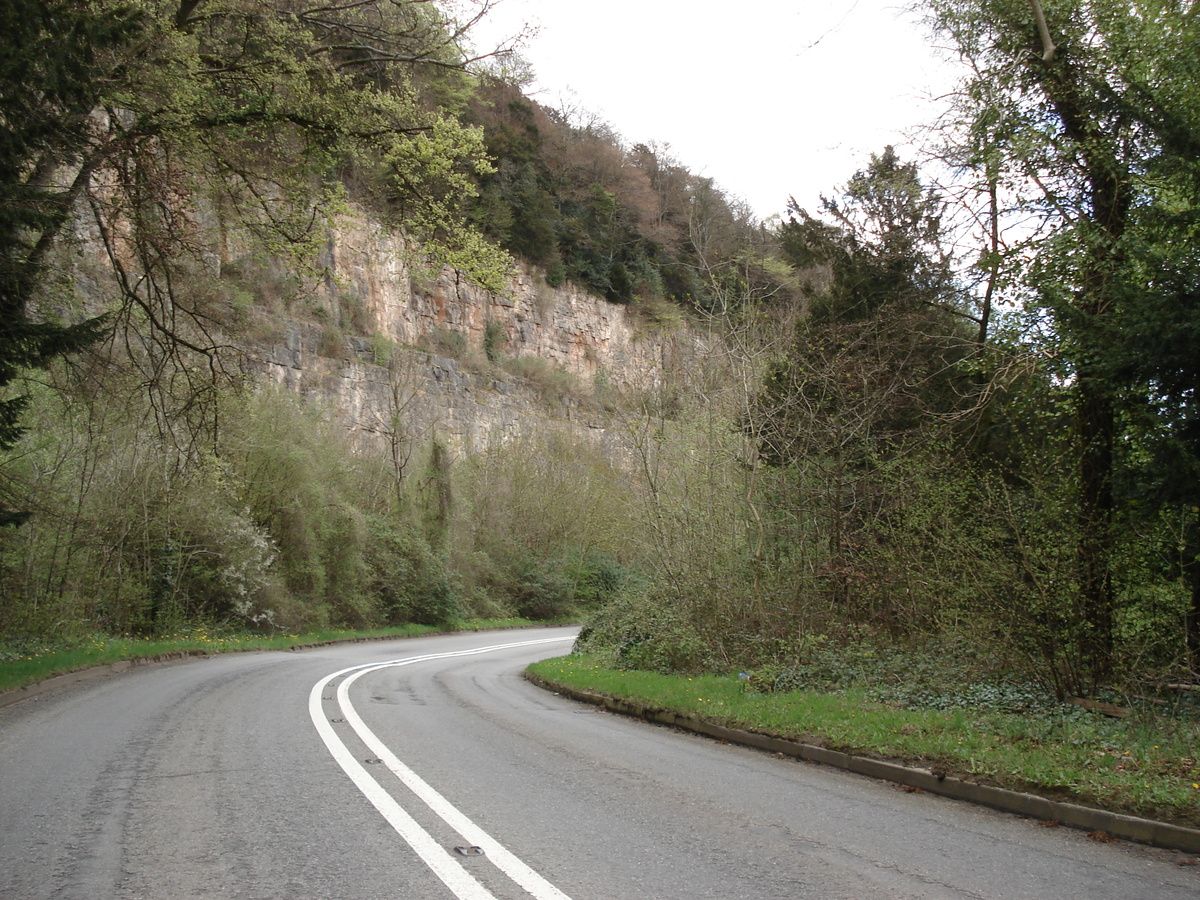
[0,627,1195,899]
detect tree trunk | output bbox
[1033,38,1131,689]
[1077,374,1115,684]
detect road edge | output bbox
[524,672,1200,856]
[0,650,212,710]
[0,623,574,711]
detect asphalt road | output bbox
[0,626,1196,899]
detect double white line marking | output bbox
[308,638,575,900]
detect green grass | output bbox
[528,653,1200,829]
[0,618,551,695]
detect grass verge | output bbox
[0,618,552,695]
[528,653,1200,830]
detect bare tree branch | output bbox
[1029,0,1057,63]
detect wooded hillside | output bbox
[4,0,1200,701]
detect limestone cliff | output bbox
[254,213,697,460]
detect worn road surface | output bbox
[1,627,1196,899]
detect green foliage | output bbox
[765,147,970,457]
[364,516,459,626]
[0,0,144,522]
[0,1,791,658]
[575,591,716,674]
[626,297,684,335]
[747,151,977,633]
[369,331,397,366]
[492,549,635,621]
[926,0,1200,681]
[572,117,1196,698]
[0,386,280,635]
[496,355,587,405]
[507,554,579,620]
[483,318,506,362]
[0,378,480,637]
[10,0,1200,720]
[421,438,454,549]
[463,80,789,311]
[0,0,515,495]
[449,431,640,620]
[783,147,956,326]
[424,325,469,360]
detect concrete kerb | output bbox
[524,672,1200,856]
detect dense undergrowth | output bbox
[1,0,738,654]
[0,378,639,644]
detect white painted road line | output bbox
[308,638,575,900]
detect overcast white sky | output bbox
[468,0,965,221]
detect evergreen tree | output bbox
[763,148,966,465]
[0,0,144,525]
[758,149,969,612]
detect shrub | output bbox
[365,516,460,625]
[576,589,716,674]
[510,554,577,620]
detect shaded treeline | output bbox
[581,0,1200,700]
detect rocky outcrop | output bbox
[254,213,696,459]
[258,325,625,459]
[322,214,676,387]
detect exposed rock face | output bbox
[325,215,674,385]
[259,325,628,460]
[255,214,694,459]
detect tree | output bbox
[927,0,1200,681]
[759,148,970,617]
[1112,7,1200,673]
[0,0,509,481]
[765,148,966,458]
[0,0,145,524]
[1117,178,1200,672]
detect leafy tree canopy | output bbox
[0,0,511,521]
